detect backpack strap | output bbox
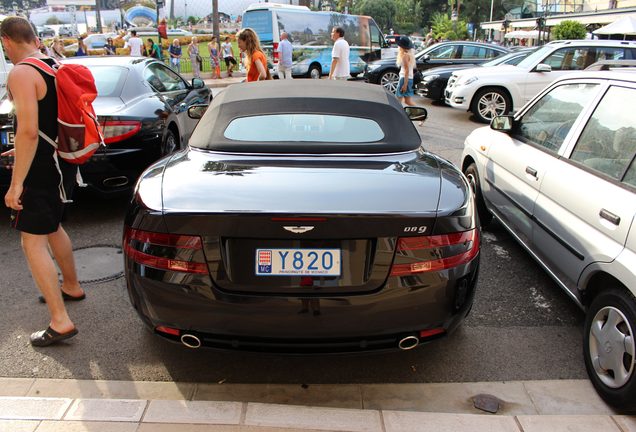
[18,57,57,77]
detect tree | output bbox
[430,12,468,40]
[46,16,62,25]
[354,0,396,32]
[552,20,587,40]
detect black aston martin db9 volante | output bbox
[123,80,480,353]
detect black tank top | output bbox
[14,57,62,189]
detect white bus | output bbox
[241,3,386,78]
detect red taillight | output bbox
[101,120,141,144]
[156,326,180,336]
[124,227,208,274]
[273,42,279,63]
[419,328,445,338]
[390,229,479,276]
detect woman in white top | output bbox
[395,36,416,106]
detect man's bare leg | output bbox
[47,225,83,297]
[22,232,75,333]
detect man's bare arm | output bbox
[329,57,339,79]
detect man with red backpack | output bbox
[1,17,84,347]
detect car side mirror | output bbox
[404,106,428,122]
[491,115,514,132]
[188,104,208,119]
[423,54,430,62]
[192,78,205,89]
[535,63,552,72]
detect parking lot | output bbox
[0,92,586,384]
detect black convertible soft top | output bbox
[188,80,422,154]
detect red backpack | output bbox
[19,57,104,164]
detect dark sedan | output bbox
[417,47,537,102]
[123,80,480,353]
[0,56,211,196]
[365,41,509,94]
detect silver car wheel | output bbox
[476,91,508,121]
[309,66,321,79]
[380,71,400,94]
[589,306,635,388]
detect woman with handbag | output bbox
[236,28,270,82]
[188,36,201,78]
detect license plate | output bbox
[1,131,14,146]
[256,248,341,276]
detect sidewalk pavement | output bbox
[1,377,634,431]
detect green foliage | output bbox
[354,0,396,32]
[552,20,587,40]
[430,12,468,40]
[45,16,61,25]
[187,16,199,25]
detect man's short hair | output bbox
[0,16,37,44]
[131,30,137,36]
[334,27,345,38]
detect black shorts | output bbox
[10,186,65,235]
[224,57,237,67]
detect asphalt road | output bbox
[0,94,585,384]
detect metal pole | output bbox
[95,0,103,33]
[489,0,494,41]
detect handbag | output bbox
[196,54,202,64]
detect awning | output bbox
[593,15,636,35]
[504,29,540,39]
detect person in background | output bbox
[50,37,65,60]
[168,38,182,72]
[236,28,268,82]
[124,29,142,56]
[188,36,201,78]
[276,31,293,79]
[328,26,349,80]
[395,36,416,106]
[75,36,87,56]
[147,38,161,60]
[221,36,237,77]
[103,37,116,55]
[207,36,220,79]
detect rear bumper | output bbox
[124,256,479,353]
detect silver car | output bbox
[462,70,636,411]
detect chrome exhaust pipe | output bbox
[398,335,420,350]
[102,176,129,188]
[180,334,201,349]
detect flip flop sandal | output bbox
[38,291,86,304]
[30,326,78,347]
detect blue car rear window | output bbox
[224,114,385,143]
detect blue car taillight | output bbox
[390,229,480,276]
[123,227,208,274]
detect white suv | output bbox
[446,40,636,123]
[461,70,636,411]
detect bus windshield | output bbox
[242,10,274,44]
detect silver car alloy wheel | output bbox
[381,71,400,94]
[476,91,507,121]
[589,305,635,388]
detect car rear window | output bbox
[89,66,128,97]
[223,114,385,143]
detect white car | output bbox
[445,40,636,123]
[461,70,636,411]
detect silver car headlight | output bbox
[423,74,439,82]
[366,63,382,72]
[457,76,478,86]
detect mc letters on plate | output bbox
[256,248,341,276]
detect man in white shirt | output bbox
[276,32,293,79]
[125,30,142,56]
[329,26,350,80]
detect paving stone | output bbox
[382,411,521,432]
[362,382,537,415]
[35,421,139,432]
[0,397,71,421]
[138,425,331,432]
[143,400,242,425]
[0,378,35,397]
[0,419,39,432]
[523,380,615,415]
[28,379,195,400]
[613,416,636,432]
[516,415,621,431]
[244,403,382,432]
[64,399,146,422]
[194,384,362,409]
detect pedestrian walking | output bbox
[147,38,162,60]
[188,37,201,78]
[207,36,220,79]
[75,36,87,56]
[236,28,269,82]
[395,36,416,106]
[221,36,237,77]
[49,37,65,60]
[0,16,84,347]
[124,29,142,56]
[329,26,349,80]
[276,31,293,79]
[103,37,116,55]
[168,39,182,73]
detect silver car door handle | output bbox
[599,209,620,226]
[525,166,538,178]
